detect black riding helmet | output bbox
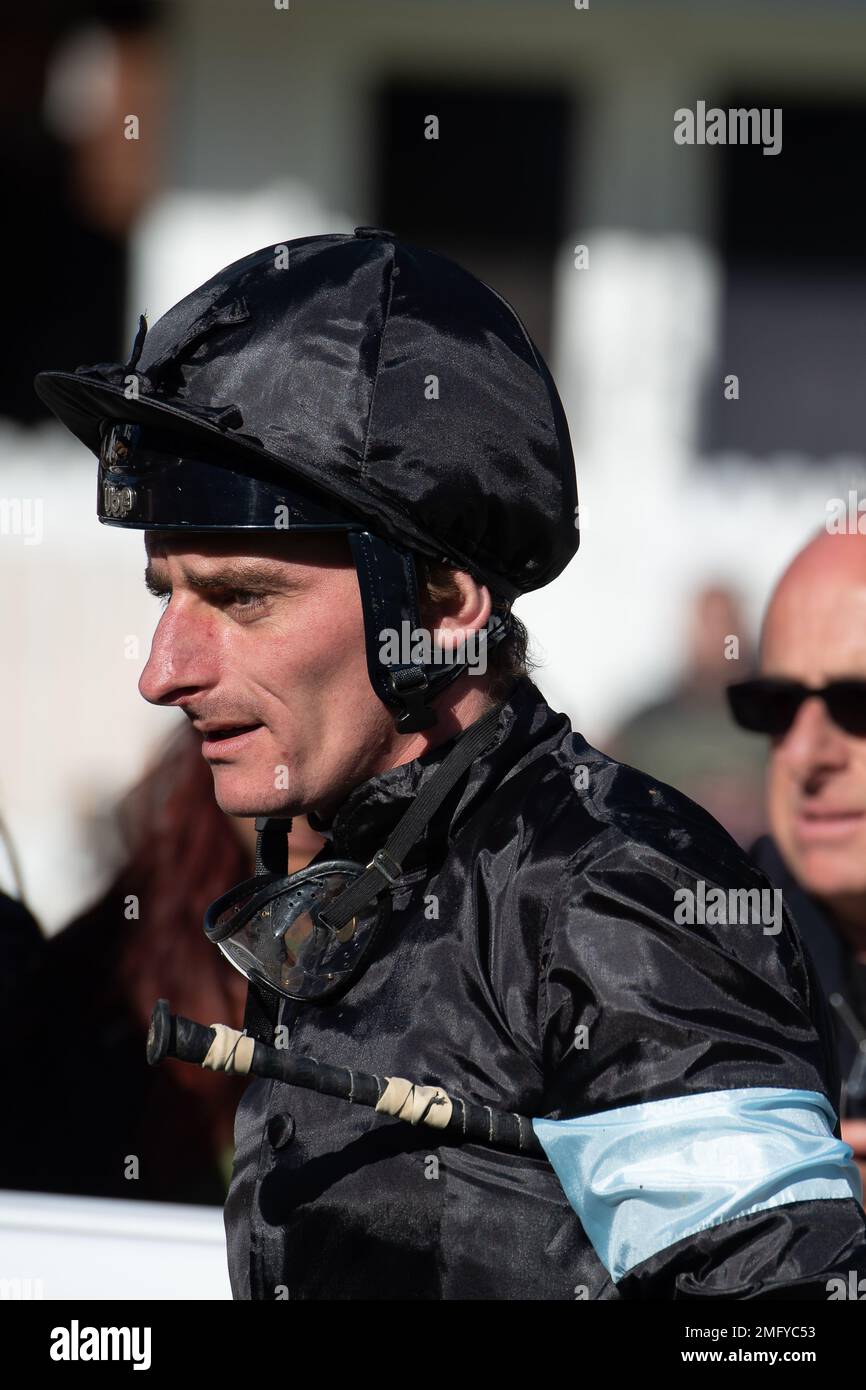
[34,226,579,732]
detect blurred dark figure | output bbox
[0,894,43,1015]
[1,724,322,1204]
[727,530,866,1188]
[610,585,767,846]
[2,4,167,426]
[0,815,42,1009]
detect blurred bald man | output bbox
[728,529,866,1185]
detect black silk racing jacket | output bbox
[224,677,866,1299]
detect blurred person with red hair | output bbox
[0,723,322,1203]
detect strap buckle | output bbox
[369,849,403,885]
[388,667,436,733]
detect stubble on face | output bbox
[140,531,402,820]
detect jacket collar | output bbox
[751,835,850,993]
[306,676,569,871]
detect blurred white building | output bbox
[0,1190,231,1299]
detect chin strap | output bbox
[253,814,293,874]
[348,530,512,734]
[243,815,293,1040]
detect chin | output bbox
[209,768,293,819]
[793,847,866,904]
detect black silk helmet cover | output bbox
[33,228,579,602]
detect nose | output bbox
[138,599,218,707]
[776,694,850,784]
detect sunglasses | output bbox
[727,678,866,737]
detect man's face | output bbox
[761,540,866,918]
[139,531,400,818]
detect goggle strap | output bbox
[243,979,282,1044]
[316,702,504,931]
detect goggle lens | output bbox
[204,861,387,1001]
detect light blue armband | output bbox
[533,1087,862,1282]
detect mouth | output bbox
[198,723,264,757]
[795,808,866,844]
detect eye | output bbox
[225,590,268,613]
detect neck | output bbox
[379,673,504,771]
[310,672,507,823]
[828,896,866,960]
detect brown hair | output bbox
[416,556,533,703]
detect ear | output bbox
[431,569,493,653]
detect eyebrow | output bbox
[144,559,296,596]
